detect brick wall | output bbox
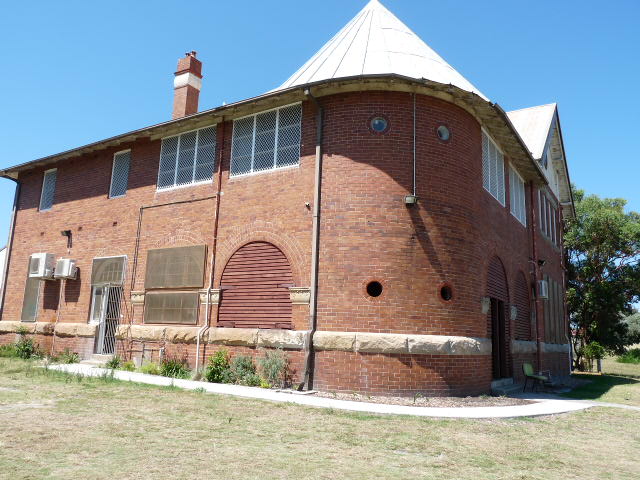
[1,89,568,395]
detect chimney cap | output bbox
[185,50,197,57]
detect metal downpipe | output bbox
[0,178,20,320]
[302,88,324,391]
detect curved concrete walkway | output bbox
[49,363,598,419]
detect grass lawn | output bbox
[561,356,640,406]
[1,358,639,480]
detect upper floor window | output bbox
[231,103,302,176]
[39,169,57,211]
[109,150,131,198]
[481,131,505,205]
[157,126,217,190]
[509,166,527,226]
[539,190,559,246]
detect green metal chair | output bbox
[522,363,551,392]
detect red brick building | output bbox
[0,0,573,396]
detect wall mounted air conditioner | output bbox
[54,258,77,280]
[537,280,549,299]
[28,253,56,280]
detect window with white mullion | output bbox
[157,126,217,190]
[509,166,526,226]
[481,131,505,205]
[230,103,302,176]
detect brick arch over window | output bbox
[218,242,294,329]
[514,271,531,340]
[486,256,509,302]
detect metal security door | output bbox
[95,285,123,355]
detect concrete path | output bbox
[48,363,601,419]
[513,391,640,412]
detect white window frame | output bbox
[539,190,559,246]
[509,165,527,227]
[230,102,302,178]
[157,124,217,192]
[109,149,131,199]
[481,129,505,206]
[39,168,57,212]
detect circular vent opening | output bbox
[370,116,389,133]
[366,281,383,297]
[440,285,453,301]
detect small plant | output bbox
[617,348,640,364]
[58,349,80,364]
[194,387,206,393]
[160,356,191,379]
[258,348,289,388]
[205,349,231,383]
[140,361,161,375]
[122,360,136,371]
[413,392,424,404]
[227,355,260,385]
[259,379,271,389]
[0,344,18,358]
[15,334,39,360]
[583,341,607,371]
[105,356,122,369]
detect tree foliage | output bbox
[565,188,640,366]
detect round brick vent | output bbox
[366,281,383,297]
[440,284,453,301]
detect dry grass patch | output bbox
[0,358,639,480]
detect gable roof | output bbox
[506,103,556,160]
[276,0,487,100]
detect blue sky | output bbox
[0,0,638,245]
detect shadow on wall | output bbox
[64,268,81,303]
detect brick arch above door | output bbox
[215,221,306,287]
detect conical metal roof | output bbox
[277,0,487,100]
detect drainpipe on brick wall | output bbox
[529,181,543,372]
[195,119,226,373]
[0,177,20,320]
[302,88,324,391]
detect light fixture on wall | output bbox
[404,195,418,206]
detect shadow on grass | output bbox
[562,374,639,401]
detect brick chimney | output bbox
[172,51,202,119]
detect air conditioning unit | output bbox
[28,253,56,280]
[537,280,549,299]
[54,258,77,280]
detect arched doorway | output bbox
[218,242,293,329]
[486,257,511,379]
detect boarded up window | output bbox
[543,275,566,344]
[91,256,127,285]
[514,272,531,340]
[144,245,205,289]
[218,242,293,329]
[144,291,198,325]
[21,261,41,321]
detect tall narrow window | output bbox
[21,258,41,322]
[39,169,57,211]
[509,166,526,226]
[481,132,505,205]
[109,151,131,198]
[157,125,217,190]
[231,103,302,176]
[539,190,559,246]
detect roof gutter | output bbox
[0,176,20,320]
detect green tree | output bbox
[565,188,640,368]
